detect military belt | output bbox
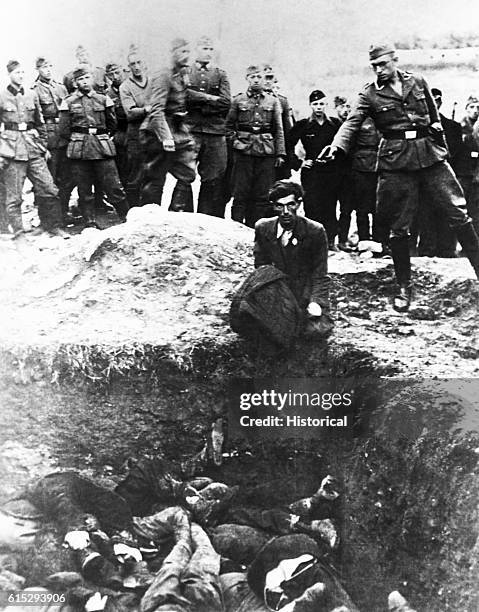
[237,124,272,134]
[382,128,429,140]
[3,122,35,131]
[72,127,108,135]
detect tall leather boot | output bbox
[231,199,246,223]
[197,179,225,217]
[390,235,413,311]
[81,196,99,229]
[455,221,479,278]
[169,182,193,212]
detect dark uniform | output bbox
[458,111,479,234]
[119,74,151,207]
[225,87,285,226]
[331,64,479,288]
[0,78,63,236]
[32,71,72,219]
[287,114,342,243]
[177,60,231,216]
[58,76,129,225]
[139,65,196,208]
[106,77,128,189]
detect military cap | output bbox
[6,60,20,73]
[1,498,42,520]
[334,95,347,107]
[431,88,442,98]
[263,63,275,76]
[36,56,50,69]
[72,66,90,80]
[309,89,326,103]
[246,65,262,77]
[75,45,90,62]
[105,62,121,74]
[197,35,214,47]
[368,42,396,60]
[466,95,479,107]
[170,37,189,52]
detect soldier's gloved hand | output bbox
[63,530,90,550]
[317,144,338,163]
[301,159,314,170]
[307,302,322,317]
[163,139,176,152]
[275,156,285,168]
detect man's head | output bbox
[170,38,190,69]
[269,180,303,230]
[196,35,214,64]
[75,45,91,67]
[369,43,398,84]
[246,65,264,91]
[465,95,479,122]
[7,60,24,87]
[263,63,275,92]
[431,87,443,110]
[36,57,53,81]
[105,62,123,87]
[334,95,350,121]
[309,90,327,120]
[73,66,92,92]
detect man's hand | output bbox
[85,593,108,612]
[275,156,285,168]
[162,139,175,152]
[113,542,143,563]
[63,530,90,550]
[429,122,444,134]
[301,159,314,170]
[44,150,51,163]
[317,144,338,163]
[144,105,152,115]
[318,475,340,500]
[307,302,322,317]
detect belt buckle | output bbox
[471,151,479,158]
[405,130,417,140]
[252,126,261,133]
[18,122,28,131]
[88,127,98,135]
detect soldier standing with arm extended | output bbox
[171,35,231,217]
[0,60,66,240]
[139,38,196,209]
[58,66,129,228]
[319,43,479,311]
[119,47,151,208]
[225,65,285,227]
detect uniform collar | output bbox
[195,61,211,70]
[308,114,333,126]
[129,75,148,88]
[77,88,94,97]
[247,87,264,98]
[7,84,24,96]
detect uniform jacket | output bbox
[185,62,231,134]
[253,215,330,310]
[140,66,192,148]
[457,115,479,177]
[119,75,151,139]
[0,85,47,161]
[351,116,380,173]
[332,69,449,171]
[32,78,68,149]
[58,89,117,160]
[225,89,285,157]
[107,82,128,147]
[440,112,462,172]
[287,115,341,173]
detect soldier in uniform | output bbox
[287,90,342,248]
[139,38,196,209]
[171,35,231,217]
[33,56,74,225]
[319,43,479,311]
[0,60,66,239]
[58,66,129,228]
[334,95,356,251]
[225,65,285,226]
[119,46,151,207]
[263,63,293,180]
[105,62,128,190]
[458,95,479,235]
[63,45,108,95]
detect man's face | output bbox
[310,98,327,119]
[370,53,397,84]
[466,102,479,122]
[336,102,351,121]
[108,68,123,87]
[38,63,53,81]
[128,55,144,78]
[75,73,92,92]
[196,44,214,63]
[433,95,442,110]
[0,512,40,550]
[247,72,264,90]
[172,45,190,68]
[9,66,24,88]
[274,194,299,230]
[264,73,275,91]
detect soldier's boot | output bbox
[231,199,246,224]
[111,197,129,222]
[455,221,479,279]
[391,235,413,312]
[169,182,194,212]
[0,197,9,234]
[81,196,99,229]
[197,179,225,217]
